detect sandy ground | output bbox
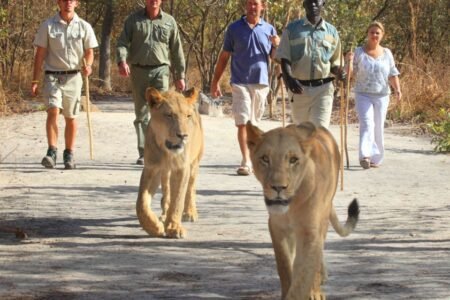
[0,97,449,300]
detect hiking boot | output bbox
[136,155,144,165]
[41,147,57,169]
[63,149,76,169]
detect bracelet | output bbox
[31,80,39,84]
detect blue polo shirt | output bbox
[223,16,276,85]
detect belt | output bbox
[298,77,334,87]
[45,70,80,75]
[132,64,167,69]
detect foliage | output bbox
[427,109,450,153]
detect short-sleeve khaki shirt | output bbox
[276,18,341,80]
[33,13,98,71]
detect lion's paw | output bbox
[165,222,186,239]
[309,290,326,300]
[182,211,198,222]
[146,220,166,237]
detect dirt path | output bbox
[0,98,449,299]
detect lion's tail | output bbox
[330,198,360,237]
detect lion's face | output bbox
[247,123,317,215]
[146,88,199,154]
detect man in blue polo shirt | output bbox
[210,0,279,176]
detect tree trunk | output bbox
[98,0,114,91]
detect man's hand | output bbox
[210,82,222,98]
[31,82,39,97]
[118,61,130,77]
[281,59,303,94]
[82,65,93,77]
[175,79,185,92]
[270,35,280,48]
[332,66,347,82]
[285,75,304,94]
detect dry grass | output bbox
[388,58,449,124]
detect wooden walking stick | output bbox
[83,59,94,160]
[339,44,345,191]
[280,78,286,127]
[344,44,354,169]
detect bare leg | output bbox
[46,108,59,148]
[64,117,77,151]
[237,124,251,166]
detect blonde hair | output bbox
[367,21,385,34]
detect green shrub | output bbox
[427,108,450,153]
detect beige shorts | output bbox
[43,72,83,118]
[231,84,269,126]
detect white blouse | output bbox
[353,46,400,96]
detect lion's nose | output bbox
[271,186,287,194]
[177,133,188,140]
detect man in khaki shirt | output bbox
[31,0,98,169]
[116,0,186,165]
[276,0,345,128]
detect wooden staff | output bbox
[280,79,286,127]
[83,59,94,160]
[279,7,292,128]
[339,44,345,191]
[344,45,354,169]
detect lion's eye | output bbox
[187,114,192,118]
[165,113,173,119]
[260,155,270,165]
[289,157,299,164]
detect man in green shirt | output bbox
[116,0,186,165]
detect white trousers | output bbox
[355,93,390,165]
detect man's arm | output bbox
[210,50,231,98]
[31,46,47,97]
[270,35,280,60]
[116,18,131,77]
[169,20,186,82]
[281,58,303,94]
[83,48,94,77]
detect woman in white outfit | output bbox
[347,21,402,169]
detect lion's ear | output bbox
[246,121,264,151]
[183,88,199,105]
[295,122,318,155]
[145,87,164,108]
[295,121,317,141]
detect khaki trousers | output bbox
[130,65,169,156]
[290,82,335,128]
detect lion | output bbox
[136,87,203,239]
[246,121,360,300]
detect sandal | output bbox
[370,162,380,168]
[360,158,371,169]
[237,165,252,176]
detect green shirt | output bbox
[116,9,185,80]
[275,17,341,80]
